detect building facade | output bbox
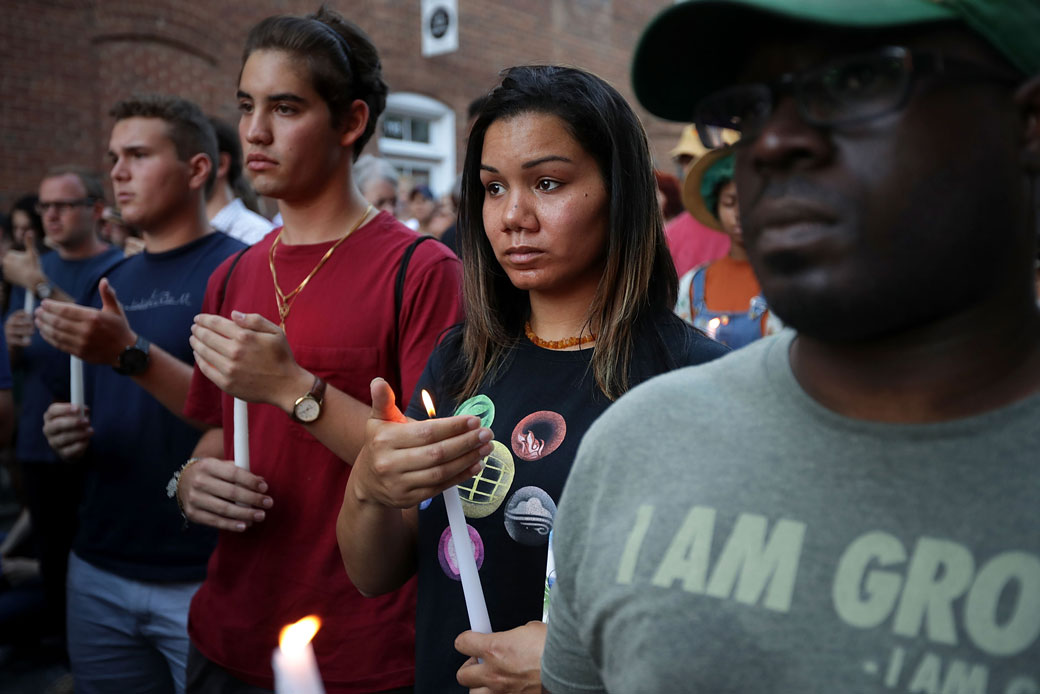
[1,0,685,210]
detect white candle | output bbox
[422,390,492,635]
[233,397,250,471]
[23,290,34,316]
[70,356,84,408]
[272,616,325,694]
[705,316,722,341]
[443,486,493,634]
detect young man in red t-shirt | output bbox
[176,8,463,692]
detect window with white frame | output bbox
[378,93,456,196]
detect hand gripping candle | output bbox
[272,615,325,694]
[422,389,492,635]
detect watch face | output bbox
[118,346,149,375]
[294,396,321,423]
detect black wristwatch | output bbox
[114,335,151,375]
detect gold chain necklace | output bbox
[269,205,373,331]
[524,321,597,350]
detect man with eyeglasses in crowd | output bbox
[540,1,1040,692]
[1,166,122,650]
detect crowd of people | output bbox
[0,0,1037,693]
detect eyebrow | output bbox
[480,155,575,174]
[236,89,307,104]
[107,145,149,158]
[522,155,573,169]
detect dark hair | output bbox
[109,94,218,195]
[456,65,678,401]
[711,178,735,218]
[653,170,684,220]
[242,5,388,160]
[209,116,261,213]
[9,194,46,253]
[409,184,434,202]
[467,94,490,122]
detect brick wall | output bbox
[0,0,684,210]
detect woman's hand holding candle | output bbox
[348,378,492,510]
[455,621,548,694]
[422,389,492,637]
[338,378,492,597]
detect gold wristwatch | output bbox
[291,375,326,423]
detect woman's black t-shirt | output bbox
[404,313,727,693]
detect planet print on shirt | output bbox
[459,440,515,518]
[511,411,566,461]
[504,486,557,545]
[454,394,496,429]
[438,524,485,580]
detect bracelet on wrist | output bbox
[166,457,202,526]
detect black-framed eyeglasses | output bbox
[35,198,95,215]
[694,46,1022,149]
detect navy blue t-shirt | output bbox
[74,232,245,582]
[406,313,728,694]
[6,247,123,462]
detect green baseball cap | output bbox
[633,0,1040,122]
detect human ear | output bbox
[1017,75,1040,173]
[187,152,214,192]
[339,99,370,149]
[218,151,232,180]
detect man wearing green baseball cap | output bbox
[541,2,1040,692]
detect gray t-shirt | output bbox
[542,331,1040,694]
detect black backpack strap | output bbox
[217,247,250,314]
[393,235,436,373]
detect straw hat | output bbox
[681,146,734,231]
[669,125,710,161]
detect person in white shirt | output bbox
[205,116,276,244]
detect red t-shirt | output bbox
[665,211,731,277]
[183,212,464,692]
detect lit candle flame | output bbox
[279,616,321,655]
[421,389,437,418]
[706,317,722,340]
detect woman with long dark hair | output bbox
[338,65,726,693]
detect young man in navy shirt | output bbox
[38,95,245,694]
